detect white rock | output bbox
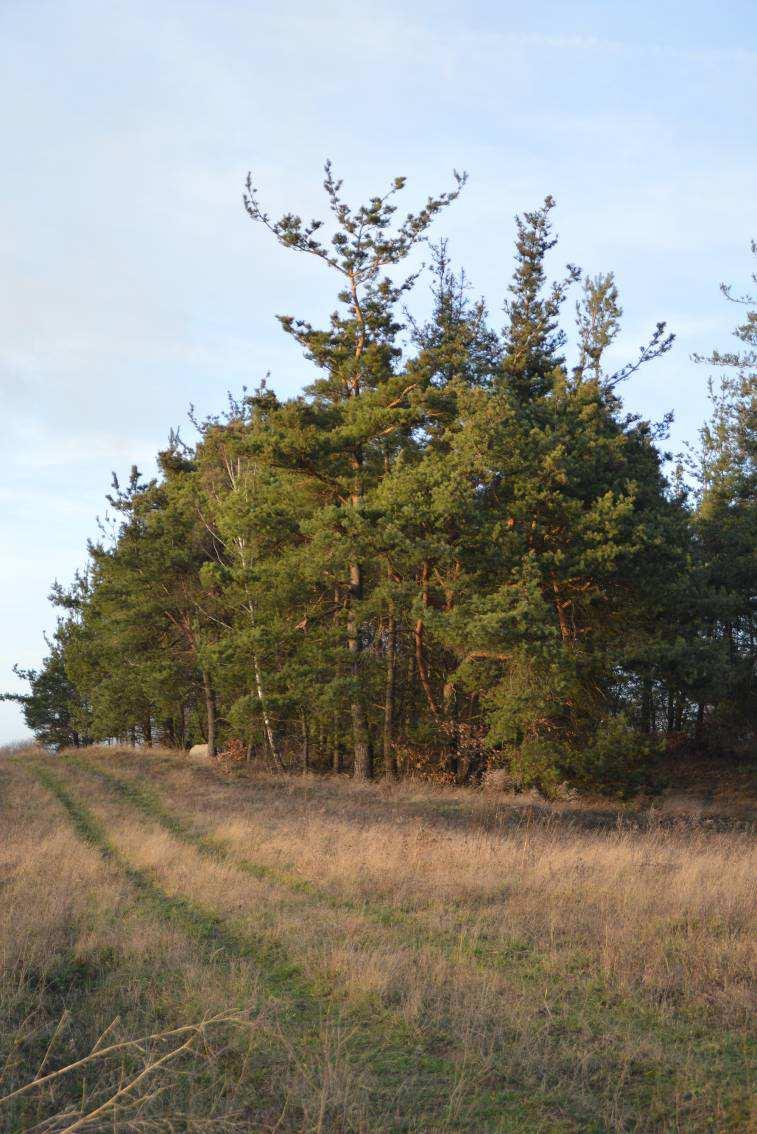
[189,743,209,759]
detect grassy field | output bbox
[0,747,753,1132]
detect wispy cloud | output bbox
[498,31,757,65]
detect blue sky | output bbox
[1,0,755,741]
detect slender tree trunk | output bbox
[414,617,439,717]
[143,714,153,748]
[243,594,282,768]
[383,609,397,779]
[330,710,342,773]
[253,653,282,769]
[202,669,217,757]
[344,276,374,781]
[301,713,310,774]
[351,699,372,778]
[551,576,573,643]
[414,563,439,719]
[399,647,414,758]
[666,689,676,734]
[347,560,372,779]
[695,621,714,746]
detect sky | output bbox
[1,0,755,742]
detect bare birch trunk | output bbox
[253,653,282,769]
[202,669,217,757]
[383,609,397,779]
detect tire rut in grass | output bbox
[34,760,533,1133]
[32,762,314,1007]
[71,754,541,981]
[70,754,755,1134]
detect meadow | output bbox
[1,746,753,1132]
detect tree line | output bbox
[7,167,755,792]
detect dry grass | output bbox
[1,745,754,1132]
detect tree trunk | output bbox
[399,648,414,748]
[347,561,372,779]
[345,274,373,780]
[414,562,439,719]
[253,653,282,769]
[414,617,439,718]
[351,701,372,779]
[383,609,397,779]
[550,575,573,643]
[202,669,217,757]
[301,713,310,773]
[332,713,342,773]
[143,714,153,747]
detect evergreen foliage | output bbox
[2,636,85,749]
[9,167,755,787]
[687,242,756,746]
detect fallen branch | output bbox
[0,1010,238,1108]
[55,1029,200,1134]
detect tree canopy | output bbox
[10,165,755,792]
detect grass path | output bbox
[32,762,317,1006]
[70,753,545,978]
[31,759,571,1133]
[17,751,752,1132]
[69,752,753,1131]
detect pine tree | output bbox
[689,241,756,747]
[2,628,87,749]
[18,161,748,792]
[432,199,676,790]
[242,163,465,777]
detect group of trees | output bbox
[7,168,755,791]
